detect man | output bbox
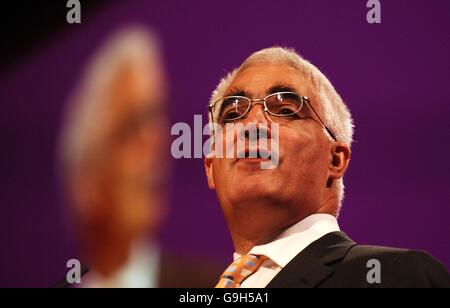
[59,27,220,288]
[205,47,450,288]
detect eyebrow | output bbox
[223,82,299,99]
[224,86,249,98]
[266,82,299,95]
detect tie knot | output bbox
[215,254,268,288]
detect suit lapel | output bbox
[266,231,356,288]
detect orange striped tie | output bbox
[215,254,267,288]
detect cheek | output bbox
[212,158,229,184]
[280,127,330,175]
[213,129,236,158]
[279,127,310,158]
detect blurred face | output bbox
[90,60,168,239]
[205,64,345,227]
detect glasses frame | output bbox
[208,91,337,141]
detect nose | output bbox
[237,101,273,141]
[239,122,272,141]
[241,100,271,125]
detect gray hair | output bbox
[58,26,161,179]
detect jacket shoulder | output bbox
[334,245,450,288]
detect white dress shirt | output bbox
[233,213,340,288]
[83,241,159,288]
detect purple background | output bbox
[0,0,449,287]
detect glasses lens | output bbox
[217,97,250,122]
[266,92,303,116]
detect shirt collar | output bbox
[233,214,340,268]
[86,241,159,288]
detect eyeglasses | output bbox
[208,91,337,141]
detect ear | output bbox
[328,142,351,181]
[204,152,216,190]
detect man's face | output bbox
[88,61,168,239]
[205,64,335,222]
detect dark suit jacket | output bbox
[266,231,450,288]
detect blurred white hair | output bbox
[209,47,354,208]
[58,26,162,178]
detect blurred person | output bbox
[59,27,220,288]
[205,47,450,288]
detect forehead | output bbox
[99,61,166,140]
[225,64,316,98]
[109,60,164,109]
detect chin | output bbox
[227,180,285,205]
